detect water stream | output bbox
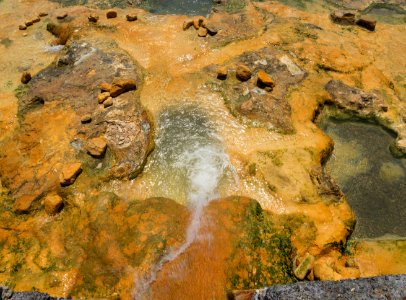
[319,112,406,239]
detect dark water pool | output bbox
[141,0,213,16]
[319,116,406,239]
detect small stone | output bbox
[25,21,34,27]
[32,17,41,23]
[39,12,48,17]
[100,82,112,92]
[23,33,28,37]
[294,253,315,280]
[56,13,68,20]
[106,10,117,19]
[183,19,194,30]
[198,27,208,37]
[126,14,138,22]
[98,92,111,104]
[13,195,36,214]
[193,16,206,29]
[217,66,228,80]
[257,69,275,89]
[19,24,27,30]
[21,72,32,84]
[104,97,113,108]
[236,65,252,82]
[330,11,355,25]
[59,162,82,186]
[110,78,137,97]
[86,137,107,158]
[356,18,376,31]
[44,194,64,215]
[88,14,99,23]
[205,23,218,36]
[81,114,92,123]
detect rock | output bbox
[32,17,41,23]
[19,24,27,30]
[98,92,111,104]
[217,66,228,80]
[13,195,36,214]
[193,16,206,29]
[43,193,63,215]
[198,27,208,37]
[126,14,138,22]
[56,13,68,20]
[21,72,32,84]
[183,19,194,30]
[39,12,48,17]
[236,64,252,82]
[356,18,376,31]
[294,253,315,280]
[85,137,107,158]
[81,114,92,124]
[110,78,137,97]
[330,11,355,25]
[205,23,219,36]
[257,69,275,89]
[59,162,82,186]
[103,97,113,108]
[25,21,34,27]
[106,10,117,19]
[88,14,99,23]
[100,82,112,92]
[46,23,72,45]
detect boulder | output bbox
[98,92,110,104]
[81,114,92,124]
[106,10,117,19]
[43,194,63,215]
[103,97,113,108]
[198,27,208,37]
[356,18,376,31]
[56,13,68,20]
[236,65,252,82]
[13,195,37,214]
[21,72,32,84]
[330,11,355,25]
[88,15,99,23]
[217,66,228,80]
[86,137,108,158]
[294,253,315,280]
[110,78,137,97]
[257,69,275,89]
[59,162,82,186]
[126,14,138,22]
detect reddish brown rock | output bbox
[100,82,112,92]
[110,78,137,97]
[86,137,108,158]
[236,65,252,82]
[25,21,34,27]
[356,18,376,31]
[81,114,92,124]
[330,11,355,25]
[257,69,275,90]
[126,14,138,22]
[205,23,219,36]
[106,10,117,19]
[32,17,41,23]
[193,16,206,29]
[183,19,194,30]
[44,193,64,215]
[98,92,110,104]
[59,162,82,186]
[56,13,68,20]
[39,12,48,17]
[217,66,228,80]
[19,24,27,30]
[21,72,32,84]
[88,14,99,23]
[13,195,37,214]
[198,27,208,37]
[103,97,113,108]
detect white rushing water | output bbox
[133,105,237,299]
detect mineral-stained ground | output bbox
[0,0,405,299]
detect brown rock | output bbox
[86,137,108,158]
[60,162,82,186]
[98,92,110,103]
[236,65,252,82]
[44,193,64,215]
[25,21,34,27]
[19,24,27,30]
[126,14,138,22]
[106,10,117,19]
[13,195,37,214]
[183,19,194,30]
[32,17,41,23]
[56,13,68,20]
[330,11,355,25]
[88,14,99,23]
[198,27,208,37]
[110,78,137,97]
[39,12,48,17]
[356,18,376,31]
[81,114,92,124]
[21,72,32,84]
[103,97,113,108]
[217,66,228,80]
[205,23,219,36]
[193,16,206,29]
[100,82,112,92]
[257,69,275,89]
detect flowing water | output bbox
[319,113,406,239]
